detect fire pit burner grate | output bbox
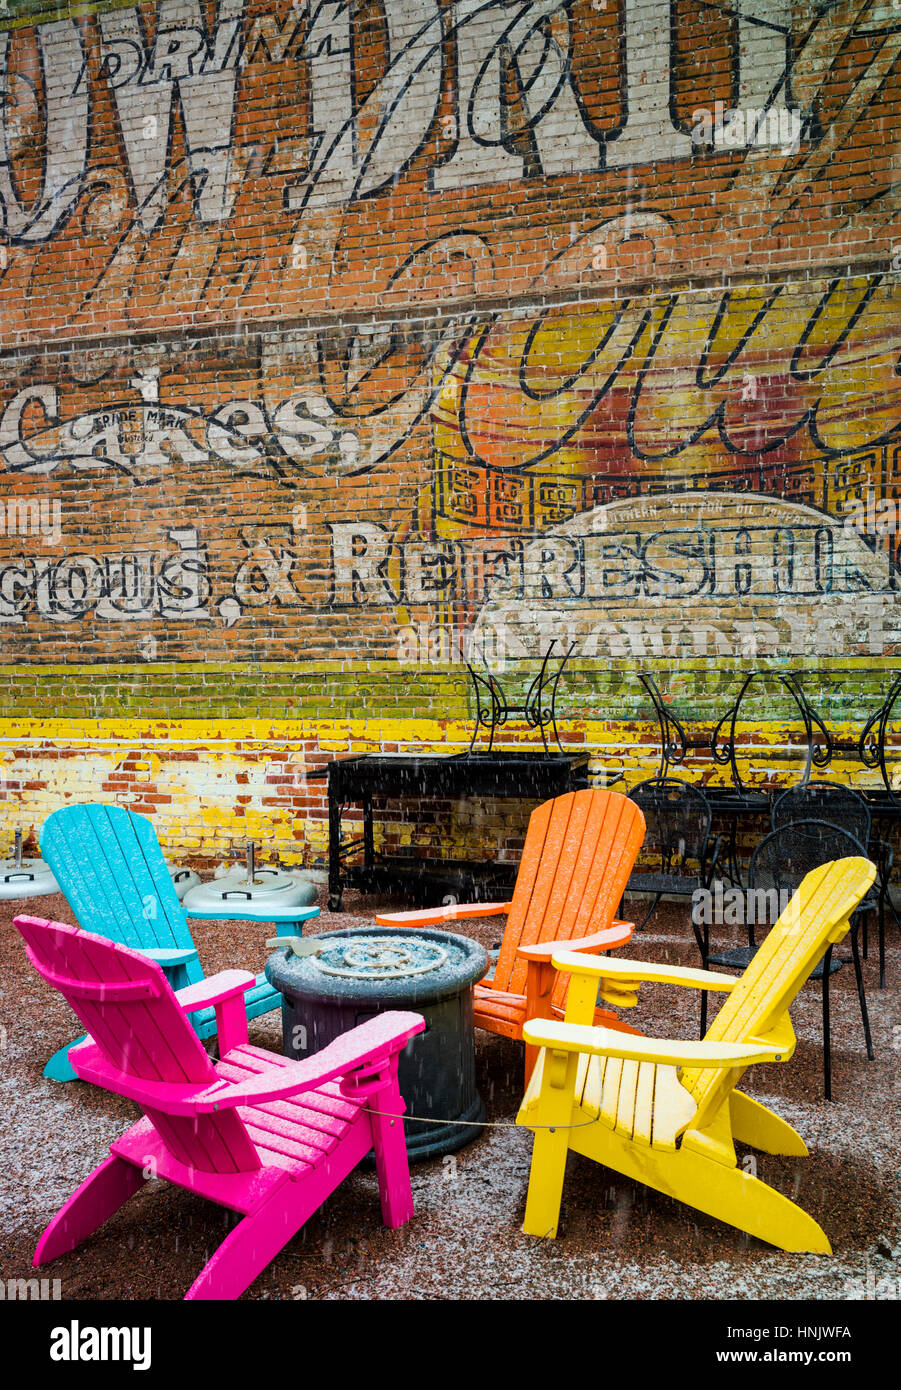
[312,936,448,980]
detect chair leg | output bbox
[676,1154,831,1254]
[522,1127,571,1239]
[636,893,662,932]
[688,910,707,967]
[368,1085,415,1228]
[727,814,741,888]
[885,894,901,990]
[185,1187,313,1301]
[821,945,832,1102]
[729,1090,808,1157]
[520,1049,579,1239]
[698,917,709,1037]
[35,1155,145,1265]
[42,1035,86,1083]
[849,923,874,1061]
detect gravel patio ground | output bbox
[2,887,899,1302]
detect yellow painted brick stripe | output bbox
[0,714,869,745]
[0,0,139,33]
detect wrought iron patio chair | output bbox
[704,819,874,1099]
[711,670,832,798]
[859,671,901,807]
[625,777,723,950]
[707,670,832,884]
[771,781,896,987]
[464,639,575,754]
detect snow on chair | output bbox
[516,856,876,1252]
[17,914,424,1300]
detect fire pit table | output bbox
[266,926,488,1160]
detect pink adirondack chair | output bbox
[16,914,424,1300]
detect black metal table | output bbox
[701,788,772,888]
[321,751,590,910]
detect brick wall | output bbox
[0,0,898,861]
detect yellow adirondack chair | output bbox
[516,856,876,1253]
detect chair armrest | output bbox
[521,1019,789,1068]
[516,920,634,962]
[175,970,256,1014]
[375,902,511,927]
[137,946,199,968]
[194,1012,426,1111]
[186,906,321,924]
[548,950,737,992]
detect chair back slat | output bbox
[564,792,646,936]
[495,790,645,997]
[18,915,212,1080]
[40,805,193,958]
[681,857,875,1120]
[16,915,260,1174]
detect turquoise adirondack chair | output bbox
[38,804,319,1082]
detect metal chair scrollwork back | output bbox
[859,671,901,805]
[711,670,832,796]
[712,819,875,1100]
[464,640,575,755]
[637,672,692,777]
[771,781,896,988]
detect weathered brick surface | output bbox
[0,0,898,854]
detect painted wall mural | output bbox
[0,0,899,846]
[0,264,897,663]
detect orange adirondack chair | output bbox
[377,789,646,1078]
